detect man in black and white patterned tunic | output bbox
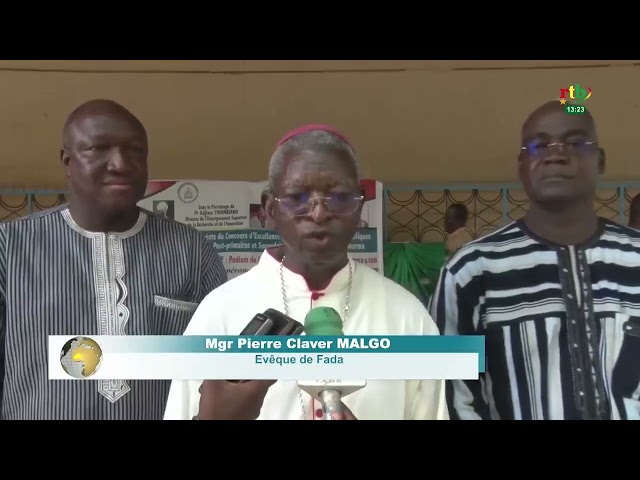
[430,100,640,420]
[0,99,227,420]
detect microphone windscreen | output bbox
[304,306,344,336]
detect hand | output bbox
[196,379,276,420]
[330,402,358,420]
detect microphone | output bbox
[238,308,304,336]
[297,306,367,420]
[228,309,304,383]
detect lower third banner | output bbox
[49,335,485,381]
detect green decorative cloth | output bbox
[383,242,446,306]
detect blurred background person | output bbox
[444,203,472,259]
[629,193,640,229]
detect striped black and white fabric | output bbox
[429,218,640,420]
[0,205,227,420]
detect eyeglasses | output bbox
[274,192,364,217]
[521,140,597,158]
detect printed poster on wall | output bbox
[138,179,384,279]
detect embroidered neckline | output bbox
[61,207,147,239]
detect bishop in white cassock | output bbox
[163,248,449,420]
[164,123,448,421]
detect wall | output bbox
[0,60,638,188]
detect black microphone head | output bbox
[262,309,298,333]
[238,309,304,336]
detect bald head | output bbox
[63,99,146,148]
[60,99,149,222]
[521,100,596,141]
[518,99,605,207]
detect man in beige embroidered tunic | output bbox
[0,99,227,420]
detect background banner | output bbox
[138,179,384,279]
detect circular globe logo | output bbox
[60,336,103,379]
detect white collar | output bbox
[256,249,355,296]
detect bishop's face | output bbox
[265,151,363,267]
